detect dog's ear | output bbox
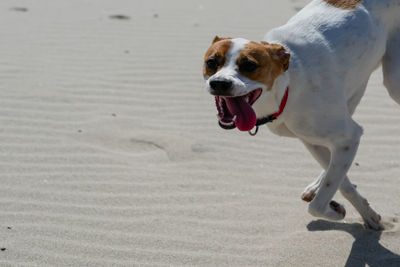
[212,36,231,44]
[262,42,290,72]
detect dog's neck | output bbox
[253,71,290,120]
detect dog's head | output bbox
[203,36,290,131]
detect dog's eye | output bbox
[239,59,259,72]
[206,58,218,70]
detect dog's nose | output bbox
[209,80,233,92]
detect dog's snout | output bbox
[209,80,233,92]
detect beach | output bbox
[0,0,399,266]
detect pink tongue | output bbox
[224,96,257,131]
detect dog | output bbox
[202,0,400,230]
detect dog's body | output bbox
[203,0,400,230]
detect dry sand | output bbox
[0,0,399,266]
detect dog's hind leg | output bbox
[383,27,400,104]
[301,141,382,230]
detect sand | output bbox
[0,0,399,266]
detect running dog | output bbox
[202,0,400,230]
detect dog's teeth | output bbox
[218,98,224,114]
[232,115,237,122]
[220,121,234,126]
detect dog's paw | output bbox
[356,199,383,230]
[308,200,346,221]
[362,208,383,230]
[329,200,346,219]
[363,214,382,230]
[301,184,319,202]
[301,191,316,202]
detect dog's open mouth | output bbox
[215,89,262,131]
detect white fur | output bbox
[210,0,400,229]
[259,0,400,230]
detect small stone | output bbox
[7,227,12,230]
[153,13,159,18]
[111,113,116,117]
[355,162,360,166]
[1,248,6,251]
[109,14,130,20]
[78,129,82,133]
[10,7,28,12]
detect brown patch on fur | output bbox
[324,0,362,10]
[203,38,232,77]
[237,41,290,89]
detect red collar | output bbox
[257,86,289,125]
[249,86,289,135]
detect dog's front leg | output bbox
[305,136,361,221]
[340,176,382,229]
[301,170,325,203]
[302,141,382,229]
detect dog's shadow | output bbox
[307,220,400,267]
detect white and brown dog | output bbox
[203,0,400,230]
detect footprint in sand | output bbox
[130,138,165,153]
[73,126,213,162]
[381,217,400,232]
